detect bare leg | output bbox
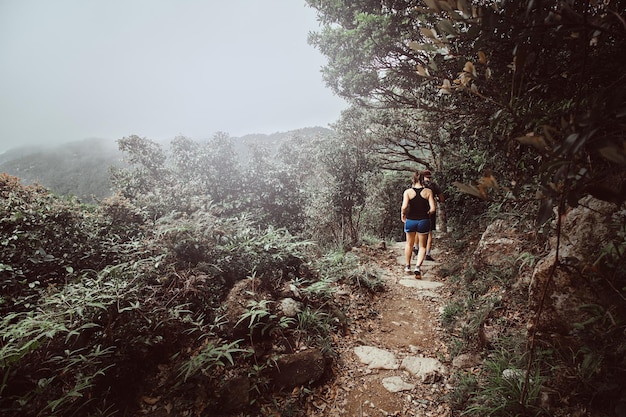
[426,231,433,255]
[415,232,428,267]
[405,232,416,267]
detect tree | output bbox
[303,133,376,246]
[110,133,243,218]
[244,140,306,232]
[307,0,626,219]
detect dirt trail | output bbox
[312,241,452,417]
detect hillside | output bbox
[0,138,123,202]
[0,127,333,203]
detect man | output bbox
[413,170,444,261]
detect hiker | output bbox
[416,170,445,261]
[401,170,436,277]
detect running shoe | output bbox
[404,265,411,273]
[425,255,435,262]
[414,267,421,278]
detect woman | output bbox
[401,171,436,277]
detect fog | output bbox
[0,0,347,153]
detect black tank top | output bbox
[407,187,429,220]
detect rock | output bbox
[216,375,250,412]
[401,356,446,383]
[528,196,616,336]
[473,219,528,267]
[353,346,399,370]
[398,279,444,290]
[270,348,326,389]
[502,368,526,382]
[382,376,415,392]
[278,281,302,298]
[220,278,272,339]
[279,297,301,317]
[451,353,481,369]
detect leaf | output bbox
[408,40,422,51]
[438,19,457,36]
[599,145,626,165]
[420,28,438,39]
[453,181,486,199]
[439,1,454,12]
[515,134,549,151]
[478,51,487,64]
[141,396,160,405]
[423,0,441,12]
[463,61,477,77]
[439,79,452,94]
[416,64,430,77]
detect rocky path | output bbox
[311,242,452,417]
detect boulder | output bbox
[279,297,301,317]
[400,356,446,383]
[473,219,530,267]
[528,196,616,335]
[353,346,399,370]
[216,375,250,413]
[270,348,326,389]
[382,376,415,392]
[220,277,273,340]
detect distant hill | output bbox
[0,138,123,202]
[0,127,333,202]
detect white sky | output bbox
[0,0,347,153]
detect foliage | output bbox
[245,141,307,232]
[0,169,333,416]
[110,134,243,219]
[463,338,544,417]
[302,133,378,246]
[307,0,626,226]
[0,261,144,416]
[177,339,249,382]
[0,174,145,315]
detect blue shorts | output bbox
[404,218,431,234]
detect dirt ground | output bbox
[308,241,452,417]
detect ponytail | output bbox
[412,171,424,185]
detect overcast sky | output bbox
[0,1,347,153]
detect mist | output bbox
[0,1,347,154]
